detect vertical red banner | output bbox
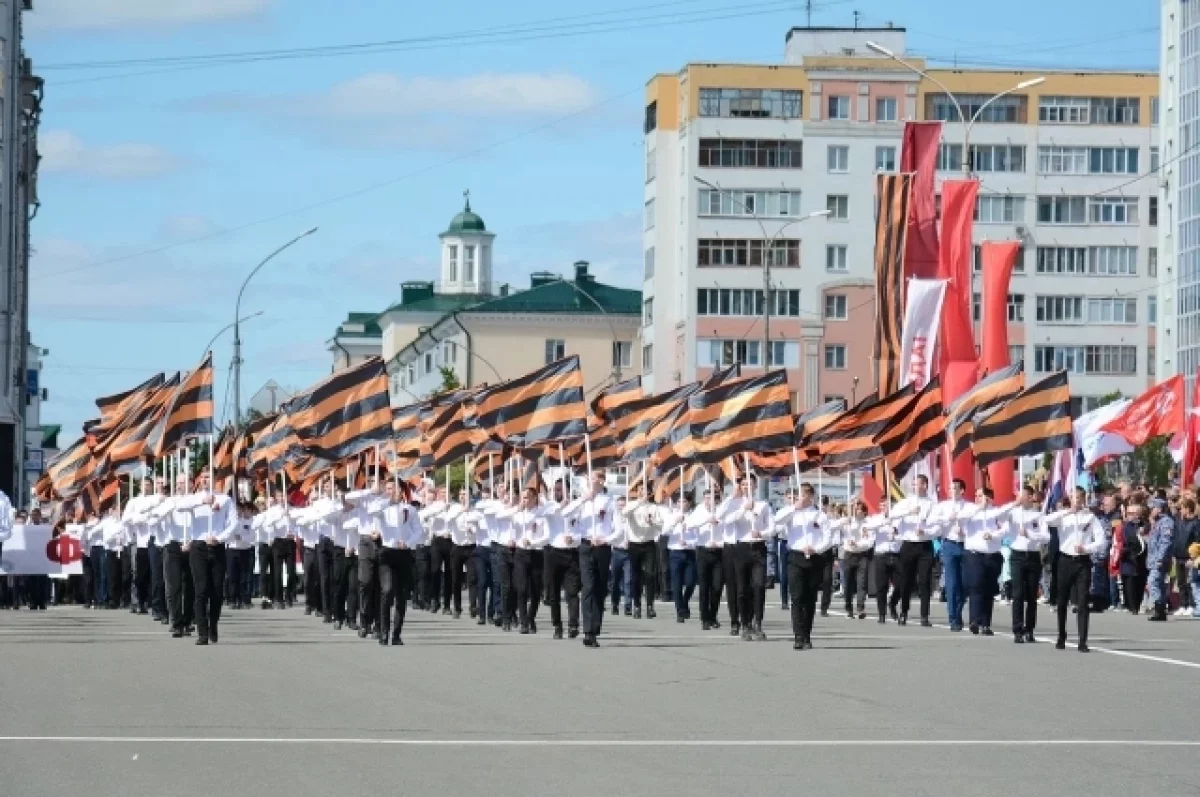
[937,180,980,494]
[980,241,1021,503]
[900,121,943,281]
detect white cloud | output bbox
[159,215,222,241]
[29,0,274,32]
[507,212,642,288]
[187,71,598,150]
[40,130,181,180]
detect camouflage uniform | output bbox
[1147,515,1174,607]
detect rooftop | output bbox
[465,262,640,317]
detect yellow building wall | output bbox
[467,317,642,392]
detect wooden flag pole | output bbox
[583,433,594,482]
[208,433,215,537]
[488,452,495,497]
[374,443,381,489]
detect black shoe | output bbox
[210,628,218,644]
[1077,643,1090,653]
[898,614,907,626]
[754,628,767,642]
[781,601,789,611]
[949,623,962,632]
[379,635,390,646]
[677,616,685,623]
[323,616,334,624]
[502,622,511,632]
[358,627,369,639]
[453,610,461,619]
[530,620,538,634]
[1014,634,1025,644]
[585,635,599,648]
[171,628,183,638]
[1025,633,1037,643]
[469,607,478,618]
[304,607,313,616]
[647,606,657,619]
[334,621,343,631]
[392,635,403,646]
[442,607,451,616]
[633,607,641,619]
[492,617,502,627]
[568,628,579,639]
[520,624,530,635]
[137,607,148,615]
[920,618,932,628]
[793,638,804,650]
[729,623,740,637]
[982,627,995,637]
[610,606,618,616]
[710,620,720,630]
[1055,637,1066,650]
[195,637,209,646]
[877,615,886,624]
[858,612,867,620]
[803,640,813,650]
[820,609,829,618]
[889,607,899,622]
[701,621,710,630]
[476,617,486,625]
[553,627,563,639]
[969,623,979,635]
[741,630,753,641]
[625,606,634,617]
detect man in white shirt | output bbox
[424,486,453,615]
[512,486,547,634]
[124,478,160,615]
[474,487,500,626]
[179,471,235,645]
[689,487,725,631]
[962,486,1010,636]
[723,475,772,641]
[447,488,478,619]
[100,506,126,610]
[930,478,974,632]
[224,502,256,610]
[840,501,875,619]
[574,470,615,648]
[1046,486,1106,652]
[889,475,936,627]
[608,495,632,616]
[871,506,903,623]
[780,483,830,649]
[353,486,386,638]
[664,494,696,622]
[1007,485,1050,644]
[377,482,423,646]
[624,482,660,619]
[541,480,581,639]
[490,487,519,632]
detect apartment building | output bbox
[643,25,1160,414]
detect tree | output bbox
[438,366,461,394]
[432,460,468,494]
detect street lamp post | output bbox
[232,227,317,433]
[865,41,1044,175]
[201,310,263,362]
[694,176,829,373]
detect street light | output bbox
[201,310,263,361]
[232,227,318,432]
[865,41,1044,174]
[560,278,624,383]
[694,176,829,373]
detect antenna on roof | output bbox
[805,0,812,26]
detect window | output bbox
[697,239,801,268]
[645,143,655,183]
[973,245,1026,274]
[1036,247,1088,274]
[1038,146,1088,174]
[423,352,434,374]
[1149,296,1157,325]
[826,194,849,220]
[826,244,848,272]
[1086,297,1137,324]
[975,195,1025,223]
[875,96,897,122]
[644,199,655,230]
[1039,96,1091,124]
[937,143,963,172]
[698,138,803,168]
[767,341,787,367]
[971,293,1025,322]
[970,144,1025,173]
[1009,345,1025,366]
[824,294,848,320]
[1088,196,1138,224]
[1089,246,1137,275]
[1034,345,1137,374]
[1037,196,1087,224]
[698,189,802,218]
[642,344,653,373]
[824,345,847,370]
[1151,146,1160,173]
[644,101,657,134]
[697,288,800,317]
[1036,295,1085,323]
[545,339,565,364]
[442,341,456,364]
[464,245,476,282]
[1090,96,1140,125]
[827,95,851,120]
[827,145,849,172]
[875,146,896,171]
[448,244,458,282]
[1149,345,1156,377]
[705,339,761,368]
[612,341,632,369]
[1151,97,1160,126]
[644,247,655,279]
[1148,247,1158,278]
[1089,147,1139,174]
[1150,197,1159,227]
[930,93,1022,123]
[698,88,802,119]
[642,298,653,326]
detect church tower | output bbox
[438,191,495,295]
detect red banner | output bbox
[979,241,1021,503]
[900,121,942,281]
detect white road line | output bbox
[928,623,1200,670]
[0,737,1198,747]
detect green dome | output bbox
[445,193,486,234]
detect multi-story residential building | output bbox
[644,25,1159,415]
[329,198,641,403]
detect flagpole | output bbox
[374,444,380,489]
[583,433,594,482]
[208,434,215,537]
[792,447,802,488]
[488,453,495,497]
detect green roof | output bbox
[380,293,491,316]
[464,277,640,316]
[337,312,383,338]
[39,425,61,449]
[443,195,486,235]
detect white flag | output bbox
[0,524,84,576]
[899,279,948,390]
[1075,399,1135,469]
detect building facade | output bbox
[329,199,642,404]
[644,26,1159,414]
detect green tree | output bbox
[438,366,462,394]
[432,460,468,494]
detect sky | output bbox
[27,0,1161,439]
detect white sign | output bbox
[0,524,84,576]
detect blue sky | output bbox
[28,0,1159,439]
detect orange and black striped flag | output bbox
[286,356,393,462]
[467,355,587,448]
[653,462,701,503]
[88,374,166,449]
[873,173,912,397]
[619,382,702,463]
[805,385,915,475]
[686,370,794,465]
[971,371,1073,468]
[426,400,490,470]
[107,374,181,473]
[212,425,236,493]
[946,362,1024,457]
[94,373,166,423]
[46,436,106,500]
[249,414,302,477]
[155,353,214,457]
[591,375,643,424]
[873,377,946,478]
[794,398,848,447]
[392,402,423,459]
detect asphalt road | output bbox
[1,592,1198,797]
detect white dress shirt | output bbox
[542,501,577,549]
[928,499,977,543]
[376,501,423,548]
[423,501,450,539]
[152,495,191,545]
[623,500,661,544]
[686,504,723,549]
[720,496,772,543]
[963,504,1013,554]
[869,514,902,554]
[568,492,617,545]
[513,507,548,550]
[100,515,126,552]
[888,495,936,542]
[1043,508,1107,556]
[1006,506,1050,552]
[783,504,832,555]
[180,493,236,543]
[122,494,163,548]
[0,491,12,542]
[840,518,875,554]
[226,516,255,550]
[663,507,696,550]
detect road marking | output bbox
[0,737,1198,747]
[928,623,1200,670]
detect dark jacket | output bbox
[1173,516,1200,561]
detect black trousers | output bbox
[626,541,657,609]
[788,552,822,641]
[271,538,296,605]
[333,548,358,624]
[494,546,517,624]
[358,537,380,629]
[189,541,226,641]
[162,542,186,629]
[514,548,544,626]
[303,546,321,612]
[450,544,476,614]
[105,549,123,609]
[843,550,872,613]
[819,551,835,613]
[257,542,274,602]
[964,551,1003,628]
[226,547,246,606]
[121,544,134,607]
[81,551,96,607]
[545,546,581,631]
[1121,573,1146,614]
[897,540,935,619]
[733,541,767,628]
[656,535,670,597]
[873,552,901,618]
[1010,549,1042,635]
[317,538,335,619]
[579,542,612,636]
[378,547,413,638]
[149,542,166,617]
[696,547,725,624]
[431,536,453,609]
[85,547,103,606]
[1056,554,1091,644]
[413,545,432,606]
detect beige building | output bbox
[328,198,642,401]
